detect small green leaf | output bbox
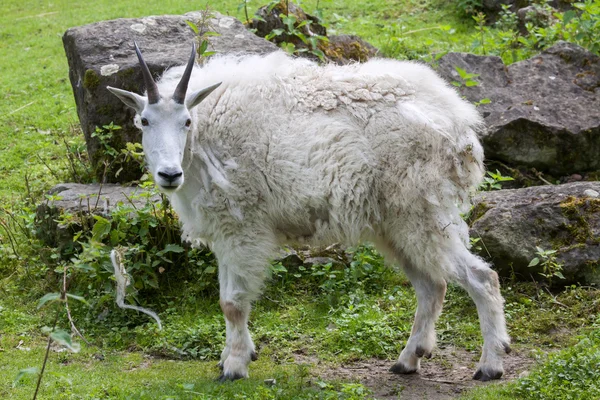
[13,367,39,387]
[51,329,81,353]
[554,271,565,280]
[185,20,199,34]
[198,40,209,56]
[204,266,216,274]
[280,42,296,54]
[465,79,479,87]
[38,292,61,309]
[66,293,89,306]
[528,258,540,267]
[157,244,185,257]
[455,66,468,79]
[92,215,112,242]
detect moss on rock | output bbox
[83,69,100,90]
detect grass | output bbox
[1,0,600,398]
[3,345,373,399]
[2,260,600,398]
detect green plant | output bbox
[451,66,481,87]
[456,0,483,17]
[185,7,219,61]
[268,244,395,307]
[265,12,328,60]
[468,0,600,64]
[13,268,89,398]
[238,0,252,25]
[471,12,488,54]
[528,246,565,283]
[479,169,514,190]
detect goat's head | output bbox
[107,43,221,192]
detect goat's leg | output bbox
[213,235,274,381]
[452,249,510,381]
[390,265,446,374]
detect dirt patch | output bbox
[300,346,536,399]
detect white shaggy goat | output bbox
[108,43,510,381]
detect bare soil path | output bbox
[305,346,535,399]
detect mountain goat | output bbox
[107,43,510,382]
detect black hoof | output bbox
[390,362,417,375]
[250,351,258,361]
[502,341,512,354]
[217,372,245,382]
[415,346,432,359]
[473,368,503,381]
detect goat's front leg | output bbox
[213,235,274,381]
[217,296,256,381]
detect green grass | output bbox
[2,344,375,399]
[2,266,599,398]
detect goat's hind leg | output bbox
[451,248,511,381]
[390,261,447,375]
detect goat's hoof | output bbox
[415,346,432,359]
[473,368,503,381]
[502,341,512,355]
[250,351,258,361]
[217,372,245,382]
[389,362,417,375]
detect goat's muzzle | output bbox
[156,168,184,190]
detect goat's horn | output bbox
[172,43,197,104]
[134,42,160,104]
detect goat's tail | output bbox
[449,128,486,210]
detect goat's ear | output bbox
[107,86,146,113]
[186,82,222,109]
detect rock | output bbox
[469,182,600,285]
[584,189,599,198]
[516,5,557,34]
[63,11,278,183]
[275,248,304,270]
[324,35,379,64]
[35,183,160,249]
[303,257,345,269]
[436,42,600,176]
[480,0,572,21]
[250,1,378,64]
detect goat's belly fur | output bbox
[159,52,485,263]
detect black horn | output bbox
[134,42,160,104]
[172,43,197,104]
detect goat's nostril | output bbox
[158,170,183,183]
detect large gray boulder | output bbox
[469,182,600,285]
[437,42,600,176]
[63,12,278,183]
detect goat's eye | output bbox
[185,119,192,127]
[141,118,149,126]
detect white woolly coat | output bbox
[156,52,484,285]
